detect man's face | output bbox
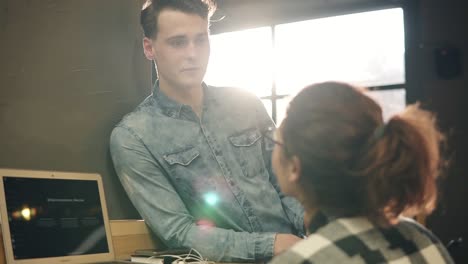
[145,9,210,91]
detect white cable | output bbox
[143,247,216,264]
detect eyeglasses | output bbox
[262,126,284,147]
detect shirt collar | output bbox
[152,80,213,118]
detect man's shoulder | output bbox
[114,95,158,131]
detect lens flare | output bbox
[203,192,219,206]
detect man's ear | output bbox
[288,156,302,184]
[143,37,155,60]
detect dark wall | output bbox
[406,0,468,262]
[0,0,150,219]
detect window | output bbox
[205,27,273,97]
[205,8,406,125]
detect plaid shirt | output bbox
[270,211,454,264]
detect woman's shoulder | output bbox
[396,217,442,244]
[269,216,454,264]
[394,217,454,263]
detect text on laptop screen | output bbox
[3,176,109,260]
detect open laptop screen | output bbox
[3,176,109,260]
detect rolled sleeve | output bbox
[255,232,276,260]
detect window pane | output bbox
[276,89,405,125]
[261,99,273,121]
[275,8,405,95]
[205,27,273,97]
[276,97,292,125]
[365,88,406,122]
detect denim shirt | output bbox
[110,82,305,262]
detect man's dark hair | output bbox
[140,0,217,39]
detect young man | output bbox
[110,0,304,262]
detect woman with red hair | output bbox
[269,82,453,263]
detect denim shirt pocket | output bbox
[162,147,202,203]
[229,128,265,178]
[163,147,200,166]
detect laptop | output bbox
[0,168,133,264]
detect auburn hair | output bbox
[281,82,446,225]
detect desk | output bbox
[109,220,162,260]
